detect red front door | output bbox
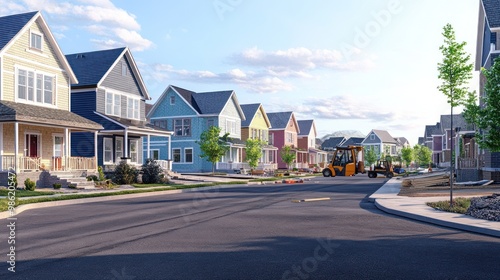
[26,134,38,157]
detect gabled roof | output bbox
[65,47,149,99]
[424,123,441,138]
[395,137,410,146]
[240,103,270,128]
[267,111,299,132]
[483,0,500,28]
[0,11,78,83]
[148,85,245,120]
[321,137,346,150]
[341,137,364,147]
[297,120,315,137]
[370,129,397,144]
[439,114,474,132]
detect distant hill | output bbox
[320,130,366,142]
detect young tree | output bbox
[401,147,413,168]
[197,126,230,174]
[365,147,378,170]
[413,145,432,168]
[280,145,296,170]
[464,59,500,152]
[437,23,474,205]
[245,138,263,171]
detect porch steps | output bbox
[49,172,96,189]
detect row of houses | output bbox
[321,130,410,161]
[0,11,335,187]
[145,85,330,173]
[415,0,500,183]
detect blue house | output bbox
[146,85,246,173]
[66,47,172,170]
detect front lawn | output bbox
[0,189,58,197]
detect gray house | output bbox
[361,129,398,159]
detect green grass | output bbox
[0,189,58,197]
[426,197,471,214]
[0,180,250,212]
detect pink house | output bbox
[267,111,306,169]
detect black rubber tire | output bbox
[322,169,332,177]
[368,172,376,178]
[386,172,393,179]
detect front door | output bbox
[26,134,39,157]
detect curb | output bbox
[374,199,500,238]
[0,184,241,220]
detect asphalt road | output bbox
[1,176,500,280]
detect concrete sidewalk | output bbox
[369,178,500,238]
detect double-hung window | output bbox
[30,31,42,50]
[127,98,139,120]
[103,138,113,164]
[105,92,121,116]
[185,148,193,163]
[17,68,54,106]
[174,119,191,136]
[130,139,139,163]
[173,148,181,162]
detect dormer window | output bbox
[30,31,42,51]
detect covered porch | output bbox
[0,101,103,174]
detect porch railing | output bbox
[1,156,96,172]
[65,157,97,171]
[155,160,172,171]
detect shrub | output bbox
[86,175,98,182]
[53,183,62,189]
[24,178,36,191]
[113,162,138,185]
[68,184,77,189]
[141,159,163,184]
[98,166,106,181]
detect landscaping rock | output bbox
[466,193,500,222]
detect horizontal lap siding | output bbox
[3,19,70,109]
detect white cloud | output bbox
[14,0,153,52]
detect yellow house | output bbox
[0,11,102,187]
[240,103,278,170]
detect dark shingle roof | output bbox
[171,85,200,112]
[0,11,37,51]
[297,120,314,136]
[193,90,233,114]
[340,137,364,147]
[439,114,474,132]
[0,101,102,130]
[65,48,126,87]
[240,103,261,127]
[483,0,500,28]
[321,137,346,150]
[424,123,441,138]
[267,112,293,130]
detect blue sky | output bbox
[2,0,480,145]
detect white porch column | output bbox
[94,131,98,170]
[14,122,19,173]
[147,134,151,159]
[167,135,171,170]
[64,128,69,171]
[124,129,129,159]
[0,123,3,171]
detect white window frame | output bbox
[286,132,293,143]
[115,137,124,162]
[184,148,193,163]
[121,61,127,76]
[370,134,375,140]
[16,67,56,107]
[226,119,236,135]
[172,148,181,163]
[127,97,140,120]
[30,30,43,51]
[170,95,175,105]
[105,92,121,116]
[53,134,64,157]
[130,139,139,164]
[174,119,191,137]
[103,138,114,164]
[149,149,160,160]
